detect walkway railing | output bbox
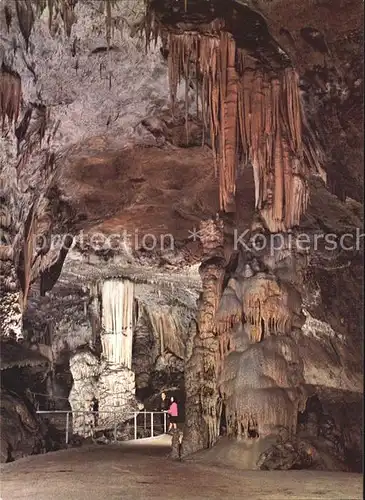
[36,410,167,445]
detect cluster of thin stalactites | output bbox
[224,393,299,438]
[161,30,319,231]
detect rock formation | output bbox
[68,349,138,437]
[182,219,226,456]
[0,387,47,462]
[216,240,308,442]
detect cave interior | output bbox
[0,0,363,474]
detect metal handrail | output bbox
[36,410,167,444]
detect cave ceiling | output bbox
[0,0,363,331]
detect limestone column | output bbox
[182,218,226,457]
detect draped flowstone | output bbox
[101,279,134,368]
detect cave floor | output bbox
[0,436,362,500]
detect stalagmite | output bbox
[215,242,308,442]
[182,219,226,457]
[101,279,134,368]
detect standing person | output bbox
[167,396,178,433]
[160,392,169,411]
[93,397,99,427]
[90,397,99,430]
[159,392,169,432]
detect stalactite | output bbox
[185,76,189,145]
[219,32,238,211]
[273,128,284,222]
[302,119,327,184]
[283,67,302,155]
[60,0,77,37]
[216,283,242,336]
[162,31,318,230]
[101,279,134,368]
[223,387,301,439]
[282,139,292,227]
[241,277,293,342]
[0,64,22,128]
[105,0,114,49]
[15,0,35,51]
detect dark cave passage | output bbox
[247,426,259,439]
[297,394,323,428]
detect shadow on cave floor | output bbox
[1,439,362,500]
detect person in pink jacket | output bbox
[167,396,178,432]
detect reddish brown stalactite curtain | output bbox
[0,65,22,128]
[165,31,311,231]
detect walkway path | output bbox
[1,436,362,500]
